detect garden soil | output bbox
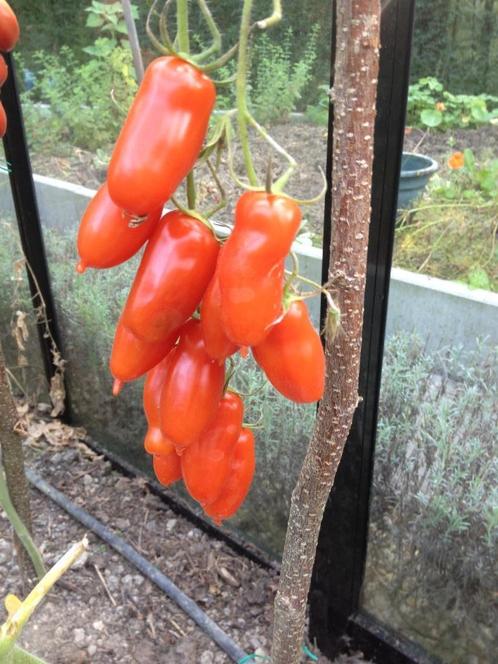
[29,122,498,241]
[0,403,369,664]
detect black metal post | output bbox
[310,1,424,662]
[1,52,68,414]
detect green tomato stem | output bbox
[0,468,46,581]
[176,0,190,53]
[236,0,259,187]
[257,0,282,29]
[10,645,49,664]
[0,537,89,655]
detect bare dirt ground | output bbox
[0,404,368,664]
[30,122,330,240]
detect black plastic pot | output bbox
[397,152,438,209]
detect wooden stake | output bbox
[271,1,381,661]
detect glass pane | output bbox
[15,2,332,555]
[362,2,498,660]
[0,146,47,401]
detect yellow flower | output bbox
[435,102,446,112]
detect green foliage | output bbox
[410,0,498,96]
[84,0,138,56]
[368,334,497,661]
[407,77,498,130]
[305,84,331,126]
[18,41,137,154]
[249,26,319,124]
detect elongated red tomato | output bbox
[76,183,162,273]
[143,355,175,456]
[253,300,325,403]
[108,56,216,215]
[204,428,255,524]
[200,250,239,364]
[153,453,182,486]
[218,192,301,346]
[0,102,6,138]
[122,210,219,343]
[160,319,225,451]
[182,391,243,506]
[110,318,178,395]
[0,55,8,86]
[0,1,20,52]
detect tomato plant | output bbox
[0,55,8,86]
[182,391,244,506]
[0,0,20,52]
[143,355,176,457]
[110,318,178,394]
[160,320,225,451]
[218,191,301,346]
[73,0,335,528]
[77,183,162,272]
[122,211,219,343]
[253,300,325,403]
[200,249,239,364]
[108,56,216,216]
[153,452,182,487]
[0,102,6,138]
[204,428,256,524]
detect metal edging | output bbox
[310,0,423,662]
[1,52,70,417]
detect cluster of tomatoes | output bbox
[77,55,325,523]
[0,0,20,137]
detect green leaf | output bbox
[470,104,489,123]
[420,109,442,128]
[463,148,476,174]
[467,267,490,291]
[116,20,128,34]
[85,14,104,28]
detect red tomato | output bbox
[0,1,20,52]
[0,102,6,138]
[160,319,225,451]
[76,183,162,273]
[122,210,219,343]
[143,355,175,456]
[153,453,182,486]
[108,56,216,216]
[204,428,255,524]
[110,318,178,395]
[218,192,301,346]
[0,55,8,86]
[182,391,244,506]
[200,249,239,364]
[253,300,325,402]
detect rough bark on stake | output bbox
[0,343,35,587]
[271,1,381,662]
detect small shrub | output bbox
[305,84,331,126]
[366,334,497,661]
[407,76,498,130]
[250,26,319,124]
[19,42,137,154]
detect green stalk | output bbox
[11,645,49,664]
[0,468,45,581]
[236,0,258,187]
[0,538,88,659]
[176,0,196,208]
[176,0,190,53]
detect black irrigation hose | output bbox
[26,469,248,663]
